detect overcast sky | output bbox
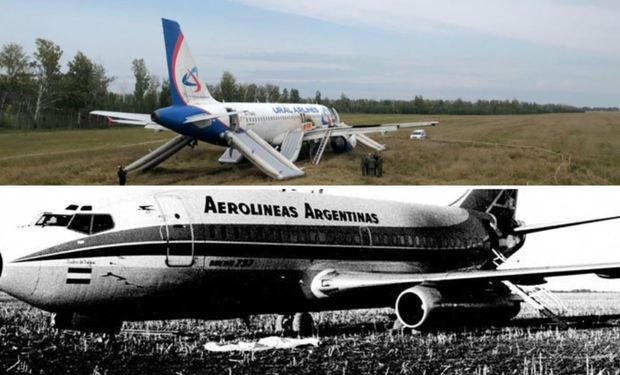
[1,186,619,291]
[1,0,619,107]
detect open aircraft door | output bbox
[154,194,195,267]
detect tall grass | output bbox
[0,112,619,184]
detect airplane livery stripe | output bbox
[14,219,489,263]
[15,240,488,264]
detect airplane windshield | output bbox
[35,213,73,227]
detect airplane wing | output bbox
[313,262,620,297]
[302,121,438,142]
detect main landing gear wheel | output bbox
[276,312,314,337]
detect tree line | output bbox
[0,39,616,130]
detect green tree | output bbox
[62,51,111,125]
[159,79,171,107]
[289,88,301,103]
[314,90,322,104]
[143,74,160,112]
[0,43,31,113]
[219,71,238,102]
[32,38,63,124]
[265,84,280,102]
[280,88,289,103]
[131,58,149,111]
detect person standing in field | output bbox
[117,165,127,186]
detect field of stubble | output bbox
[2,292,620,374]
[0,112,619,185]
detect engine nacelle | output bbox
[330,136,353,153]
[51,312,122,334]
[395,285,521,330]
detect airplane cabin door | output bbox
[154,194,195,267]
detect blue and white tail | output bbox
[162,18,216,106]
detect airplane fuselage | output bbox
[0,189,494,324]
[154,102,336,147]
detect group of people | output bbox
[361,153,384,177]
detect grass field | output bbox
[2,292,620,374]
[0,112,619,185]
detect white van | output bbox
[409,129,427,140]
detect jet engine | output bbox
[51,312,122,334]
[330,136,353,153]
[394,284,521,330]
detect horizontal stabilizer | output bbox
[90,111,154,126]
[224,130,304,180]
[125,134,194,173]
[219,147,244,164]
[513,214,620,234]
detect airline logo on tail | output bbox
[182,67,202,93]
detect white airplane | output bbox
[91,19,437,180]
[1,188,619,334]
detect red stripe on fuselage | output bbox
[171,33,187,105]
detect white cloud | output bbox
[235,0,620,57]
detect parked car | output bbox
[409,129,427,139]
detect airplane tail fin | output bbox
[162,18,216,106]
[453,189,518,233]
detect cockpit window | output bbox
[36,214,73,227]
[68,214,114,235]
[92,214,114,233]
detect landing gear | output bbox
[275,312,314,337]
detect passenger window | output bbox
[318,231,326,243]
[407,235,413,246]
[309,230,317,243]
[68,214,92,234]
[326,230,334,243]
[353,233,361,245]
[208,226,216,239]
[91,214,114,234]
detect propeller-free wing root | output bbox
[224,130,304,180]
[125,134,194,173]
